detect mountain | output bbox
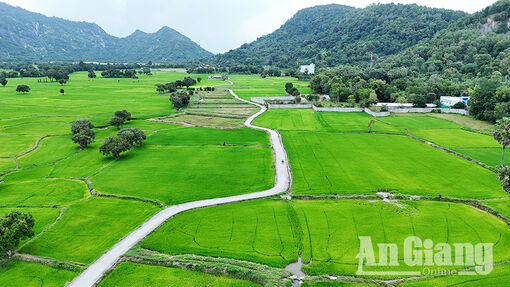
[114,27,212,63]
[0,2,212,63]
[213,3,467,68]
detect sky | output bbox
[0,0,500,54]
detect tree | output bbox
[494,118,510,168]
[170,91,191,111]
[115,110,132,122]
[60,89,65,95]
[109,116,125,129]
[99,137,130,159]
[16,85,30,93]
[183,77,197,88]
[118,128,146,147]
[0,211,34,257]
[71,119,95,149]
[58,79,67,85]
[498,166,510,193]
[452,102,467,109]
[72,129,95,150]
[156,84,166,93]
[285,83,294,94]
[71,118,94,135]
[0,77,7,87]
[413,95,427,108]
[197,77,202,83]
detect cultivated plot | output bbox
[141,199,510,276]
[230,75,312,100]
[283,131,503,198]
[20,198,159,264]
[0,260,78,287]
[98,262,260,287]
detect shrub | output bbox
[16,85,30,93]
[380,105,388,112]
[452,102,467,109]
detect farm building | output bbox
[208,75,223,79]
[440,96,469,108]
[300,63,315,74]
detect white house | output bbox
[440,96,469,108]
[300,63,315,75]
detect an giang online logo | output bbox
[356,236,494,276]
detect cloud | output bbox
[0,0,500,53]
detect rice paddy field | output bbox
[2,71,510,286]
[230,74,313,100]
[141,198,510,276]
[98,262,260,287]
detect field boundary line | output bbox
[68,81,292,287]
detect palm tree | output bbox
[493,118,510,168]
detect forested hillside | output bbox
[307,0,510,123]
[214,3,466,67]
[0,2,212,63]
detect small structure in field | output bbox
[300,63,315,75]
[208,75,222,79]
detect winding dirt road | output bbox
[68,88,291,287]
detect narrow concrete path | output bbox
[68,88,291,287]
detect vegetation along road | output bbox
[68,83,292,287]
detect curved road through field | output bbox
[68,87,291,287]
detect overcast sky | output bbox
[1,0,500,54]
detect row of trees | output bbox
[156,77,199,93]
[285,83,301,97]
[70,111,146,159]
[101,69,138,79]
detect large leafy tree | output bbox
[0,211,34,257]
[118,128,146,147]
[494,117,510,168]
[71,118,95,150]
[99,137,131,159]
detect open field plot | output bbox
[0,158,15,173]
[167,88,258,128]
[98,262,260,287]
[382,115,505,168]
[382,115,461,130]
[428,113,494,133]
[147,125,269,147]
[484,198,510,218]
[17,136,80,168]
[0,134,40,157]
[90,145,274,205]
[0,260,78,287]
[0,179,88,206]
[230,75,312,100]
[253,109,403,133]
[0,117,71,135]
[0,71,225,126]
[316,112,405,133]
[283,131,503,198]
[142,199,510,276]
[20,197,159,264]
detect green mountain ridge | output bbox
[213,3,467,68]
[0,2,213,63]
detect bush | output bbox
[452,102,467,109]
[170,91,191,110]
[431,109,442,113]
[16,85,30,93]
[412,95,427,108]
[380,105,388,112]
